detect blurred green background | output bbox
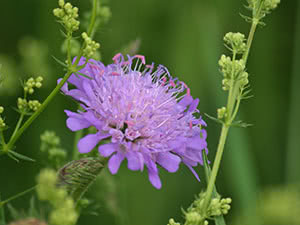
[0,0,299,224]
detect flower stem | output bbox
[9,113,25,144]
[0,193,5,225]
[203,14,259,211]
[0,186,36,207]
[243,19,258,63]
[203,124,229,210]
[6,70,73,151]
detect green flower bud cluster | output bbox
[28,100,41,112]
[40,131,67,169]
[24,76,43,94]
[247,0,280,20]
[263,0,280,11]
[0,106,6,129]
[167,219,181,225]
[217,107,227,119]
[218,55,248,91]
[36,169,78,225]
[224,32,246,54]
[16,76,43,114]
[208,198,232,216]
[184,192,232,225]
[82,32,100,58]
[17,98,41,113]
[53,0,80,32]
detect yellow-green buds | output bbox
[224,32,246,54]
[17,98,27,111]
[28,100,41,112]
[0,107,5,129]
[24,76,43,94]
[167,219,180,225]
[209,197,232,216]
[40,131,67,169]
[263,0,280,11]
[82,32,100,58]
[0,118,5,129]
[217,107,227,119]
[36,169,58,201]
[36,169,78,225]
[53,0,80,32]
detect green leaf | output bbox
[8,150,35,162]
[202,150,226,225]
[204,113,224,125]
[52,55,68,68]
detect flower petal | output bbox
[98,143,118,157]
[108,152,125,174]
[77,133,104,153]
[126,152,144,171]
[157,152,181,173]
[148,169,162,189]
[66,117,91,131]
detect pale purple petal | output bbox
[148,169,162,189]
[156,152,181,172]
[108,152,125,174]
[78,133,105,153]
[98,143,118,157]
[66,117,91,131]
[126,152,143,171]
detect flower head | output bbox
[60,53,207,189]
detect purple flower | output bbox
[60,53,208,189]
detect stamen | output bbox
[111,72,121,76]
[113,53,122,63]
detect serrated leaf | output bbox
[202,150,226,225]
[8,150,35,162]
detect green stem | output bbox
[0,194,5,225]
[87,0,98,37]
[243,19,258,63]
[9,113,25,144]
[6,70,73,151]
[67,32,72,66]
[0,186,36,207]
[203,125,229,209]
[203,14,260,211]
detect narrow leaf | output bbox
[8,150,35,162]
